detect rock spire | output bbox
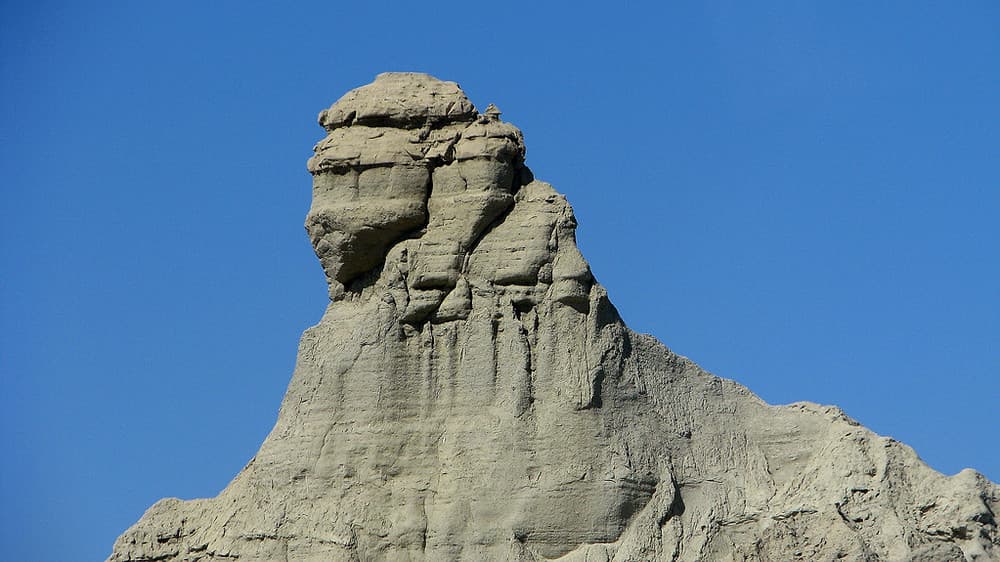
[110,73,999,562]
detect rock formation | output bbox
[109,73,999,561]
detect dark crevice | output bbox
[351,114,474,130]
[581,368,605,409]
[490,313,500,390]
[311,160,430,178]
[834,502,858,530]
[661,479,686,526]
[516,303,535,414]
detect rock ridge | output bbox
[110,73,999,562]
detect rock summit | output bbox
[110,73,999,561]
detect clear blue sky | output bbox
[2,2,997,560]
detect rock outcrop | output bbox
[110,73,999,562]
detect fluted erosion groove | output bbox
[110,73,999,561]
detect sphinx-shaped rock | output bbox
[306,73,524,310]
[110,73,999,562]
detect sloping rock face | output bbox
[110,73,999,562]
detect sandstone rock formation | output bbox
[109,73,999,561]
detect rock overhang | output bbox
[318,72,478,131]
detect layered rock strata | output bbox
[110,73,999,562]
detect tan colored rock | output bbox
[110,73,999,562]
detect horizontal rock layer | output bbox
[110,73,999,562]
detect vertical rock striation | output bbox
[110,73,999,561]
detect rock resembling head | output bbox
[306,73,525,299]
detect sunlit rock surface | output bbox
[110,73,999,562]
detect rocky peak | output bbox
[109,74,999,562]
[306,72,573,328]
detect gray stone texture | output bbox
[109,73,999,561]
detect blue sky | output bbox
[2,2,997,560]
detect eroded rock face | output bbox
[110,73,1000,562]
[305,73,525,306]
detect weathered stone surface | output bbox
[110,73,999,561]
